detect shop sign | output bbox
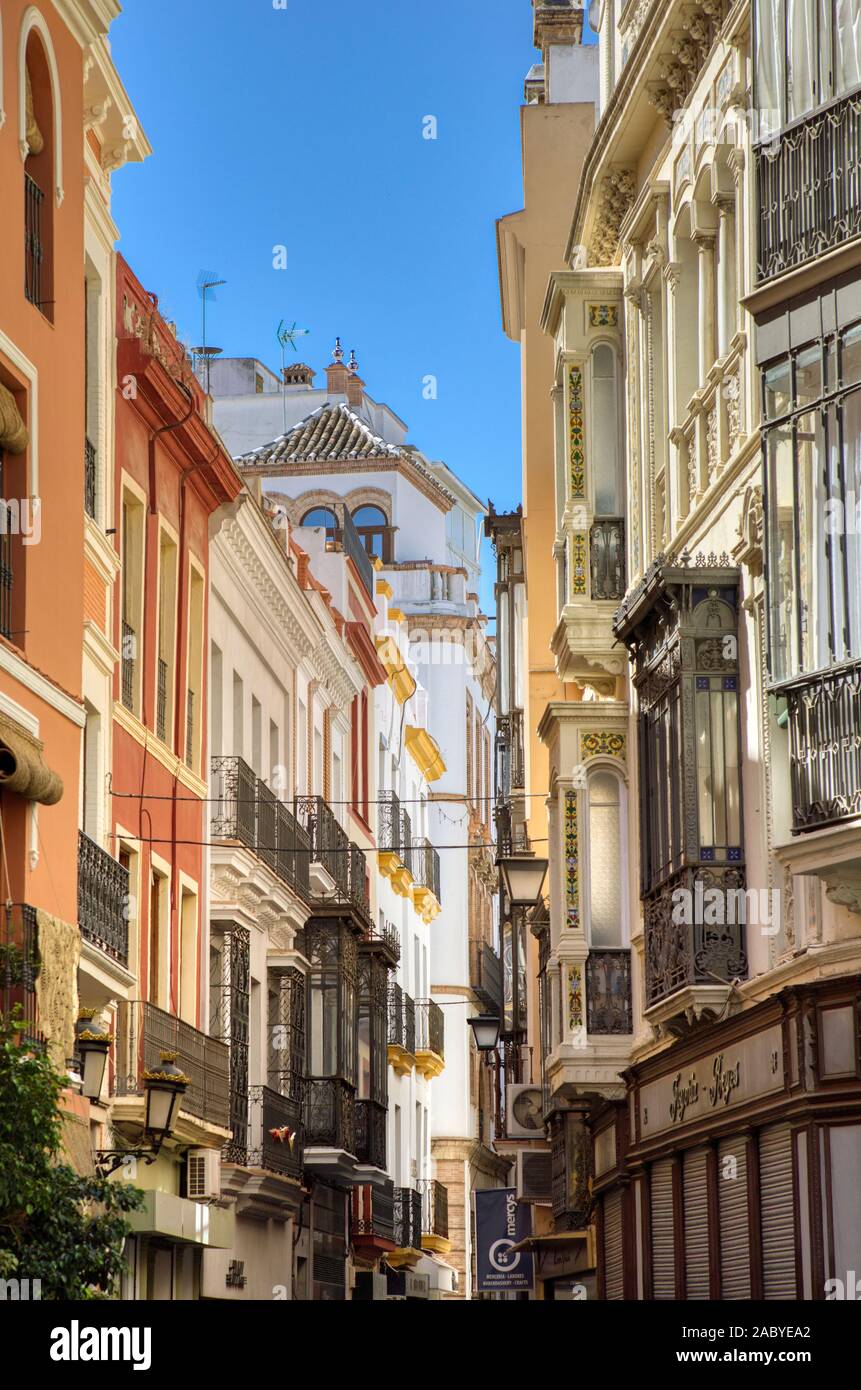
[638,1023,784,1138]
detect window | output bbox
[84,262,103,519]
[592,345,622,515]
[301,506,338,541]
[121,491,145,715]
[23,38,55,319]
[586,770,625,947]
[251,696,262,775]
[306,920,358,1085]
[211,643,223,755]
[351,504,389,560]
[156,531,178,744]
[179,888,198,1024]
[754,0,861,135]
[186,566,204,771]
[232,671,244,760]
[764,323,861,683]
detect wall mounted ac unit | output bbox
[506,1083,545,1139]
[516,1149,553,1204]
[186,1148,221,1201]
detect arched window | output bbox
[585,768,626,947]
[300,506,338,541]
[352,504,390,561]
[21,23,58,321]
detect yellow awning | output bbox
[405,726,446,782]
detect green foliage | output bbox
[0,1010,142,1299]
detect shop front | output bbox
[591,977,861,1301]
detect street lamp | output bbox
[95,1050,189,1177]
[468,1014,502,1052]
[497,853,548,907]
[75,1009,112,1102]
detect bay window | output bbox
[585,770,626,947]
[755,0,861,133]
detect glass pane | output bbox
[696,688,713,846]
[767,427,797,679]
[352,505,387,526]
[796,410,830,670]
[834,0,861,95]
[588,773,622,946]
[795,345,823,410]
[710,688,727,847]
[844,388,861,657]
[825,403,847,662]
[310,976,338,1075]
[843,324,861,386]
[764,357,792,419]
[755,0,783,126]
[592,346,620,515]
[723,691,741,845]
[787,0,817,120]
[357,1009,371,1099]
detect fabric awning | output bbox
[0,381,29,454]
[0,711,63,804]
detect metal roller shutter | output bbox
[759,1124,796,1299]
[683,1148,710,1299]
[650,1158,676,1299]
[604,1191,624,1300]
[718,1136,751,1299]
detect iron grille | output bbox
[469,938,502,1013]
[304,1076,356,1155]
[585,949,632,1034]
[77,831,129,966]
[785,661,861,832]
[412,838,441,902]
[295,795,350,896]
[84,438,97,519]
[355,1098,387,1170]
[156,658,168,742]
[590,517,626,600]
[185,688,195,768]
[121,620,135,711]
[24,174,44,309]
[352,1179,395,1242]
[393,1186,422,1251]
[418,1178,448,1240]
[644,868,748,1008]
[210,755,256,848]
[415,998,444,1059]
[113,999,231,1129]
[348,843,369,916]
[377,789,402,854]
[388,980,405,1048]
[400,806,413,877]
[256,778,278,873]
[0,904,40,1042]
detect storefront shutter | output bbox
[683,1148,710,1299]
[718,1135,751,1299]
[759,1124,796,1299]
[603,1191,624,1300]
[650,1158,675,1299]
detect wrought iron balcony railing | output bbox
[784,661,861,832]
[224,1085,303,1179]
[585,948,632,1035]
[211,754,257,848]
[400,806,413,877]
[352,1179,395,1243]
[756,90,861,283]
[348,842,369,916]
[156,658,168,742]
[418,1177,448,1241]
[113,1000,231,1130]
[295,794,350,896]
[304,1076,356,1155]
[0,903,40,1043]
[121,620,135,711]
[276,799,311,896]
[387,981,416,1054]
[77,831,129,966]
[355,1098,387,1170]
[469,938,502,1014]
[366,919,400,963]
[24,174,44,309]
[393,1186,422,1251]
[378,789,402,855]
[411,838,441,902]
[210,756,312,897]
[415,999,444,1059]
[185,689,195,768]
[590,517,626,600]
[84,438,97,519]
[643,868,748,1010]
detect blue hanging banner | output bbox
[474,1188,534,1293]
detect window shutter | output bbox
[759,1124,797,1299]
[683,1148,710,1299]
[603,1191,624,1300]
[650,1158,675,1299]
[718,1135,751,1299]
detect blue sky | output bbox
[110,0,595,613]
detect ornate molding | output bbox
[588,168,637,267]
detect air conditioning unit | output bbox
[516,1149,553,1204]
[186,1148,221,1201]
[506,1083,545,1139]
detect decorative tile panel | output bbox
[567,963,583,1034]
[588,304,619,328]
[564,791,579,929]
[571,532,587,596]
[580,731,627,762]
[568,364,585,499]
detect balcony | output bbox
[643,868,748,1031]
[364,918,400,965]
[295,793,351,899]
[24,173,44,309]
[418,1177,450,1254]
[784,662,861,834]
[411,838,441,922]
[387,981,416,1075]
[585,949,632,1035]
[77,830,129,967]
[378,789,408,894]
[390,1186,423,1268]
[210,756,311,899]
[0,903,40,1044]
[352,1179,396,1257]
[590,518,625,601]
[355,1098,387,1171]
[756,91,861,284]
[497,710,525,801]
[84,438,97,519]
[414,999,445,1078]
[469,938,502,1014]
[304,1075,356,1163]
[113,1000,231,1133]
[225,1085,303,1181]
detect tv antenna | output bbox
[277,320,311,433]
[194,271,226,393]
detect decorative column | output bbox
[715,195,737,360]
[695,233,717,386]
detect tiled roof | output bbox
[238,402,402,465]
[237,401,456,503]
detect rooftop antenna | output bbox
[276,319,311,434]
[194,270,226,394]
